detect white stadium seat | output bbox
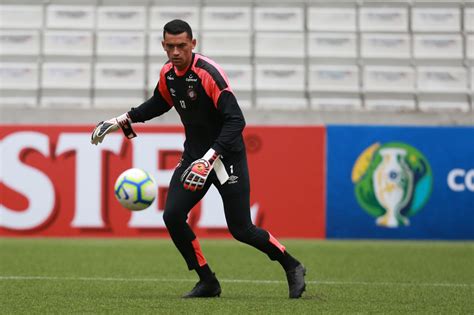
[471,67,474,91]
[365,97,416,111]
[412,7,461,32]
[0,96,37,107]
[361,33,410,59]
[202,6,251,30]
[93,96,144,108]
[254,7,304,31]
[308,33,357,58]
[256,96,307,110]
[46,5,95,29]
[221,64,252,91]
[359,7,408,32]
[148,32,166,57]
[41,63,91,89]
[465,8,474,32]
[467,35,474,61]
[417,66,467,93]
[94,63,144,89]
[307,7,356,31]
[97,6,146,30]
[363,66,415,93]
[0,63,38,90]
[418,95,470,112]
[414,34,463,59]
[40,96,90,108]
[0,30,39,56]
[0,5,42,29]
[201,32,251,57]
[255,32,304,58]
[149,6,200,30]
[309,65,359,92]
[256,64,305,92]
[96,32,145,56]
[310,96,361,110]
[43,31,93,56]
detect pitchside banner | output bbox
[0,125,325,238]
[327,126,474,240]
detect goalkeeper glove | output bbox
[181,149,219,192]
[90,113,136,145]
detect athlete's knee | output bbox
[228,224,256,243]
[163,207,186,228]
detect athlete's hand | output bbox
[91,113,136,145]
[181,149,219,191]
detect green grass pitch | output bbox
[1,238,473,314]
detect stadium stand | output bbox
[0,0,473,125]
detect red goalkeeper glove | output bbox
[91,113,136,145]
[181,149,219,192]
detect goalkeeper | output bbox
[91,19,306,299]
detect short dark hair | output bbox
[163,19,193,39]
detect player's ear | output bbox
[191,38,196,50]
[161,40,166,50]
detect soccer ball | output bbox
[114,168,157,211]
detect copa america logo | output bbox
[351,142,433,228]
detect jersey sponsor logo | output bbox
[169,88,176,97]
[186,74,198,82]
[351,142,432,228]
[167,75,174,80]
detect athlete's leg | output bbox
[215,150,306,298]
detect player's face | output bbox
[162,32,196,71]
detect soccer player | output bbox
[91,19,306,299]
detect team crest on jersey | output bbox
[187,88,197,100]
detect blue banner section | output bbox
[326,126,474,240]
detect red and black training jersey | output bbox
[128,53,246,160]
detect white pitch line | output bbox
[0,275,472,288]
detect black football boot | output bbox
[286,264,306,298]
[182,277,221,298]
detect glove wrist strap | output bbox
[203,148,219,164]
[116,113,137,139]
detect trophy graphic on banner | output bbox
[372,148,414,228]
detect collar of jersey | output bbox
[174,53,195,77]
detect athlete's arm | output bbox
[127,82,173,123]
[211,91,246,155]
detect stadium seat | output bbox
[202,6,251,30]
[43,31,93,56]
[310,95,361,111]
[0,30,39,56]
[412,7,461,32]
[41,62,91,89]
[417,66,467,93]
[417,66,469,112]
[201,32,251,57]
[363,66,415,93]
[97,6,146,30]
[364,95,416,111]
[96,32,145,56]
[93,95,145,108]
[0,62,38,89]
[471,67,474,91]
[148,32,166,57]
[94,63,144,89]
[255,32,304,58]
[0,5,43,29]
[256,64,305,92]
[413,34,463,60]
[361,33,410,59]
[254,7,304,31]
[308,33,357,58]
[359,6,408,32]
[149,6,200,30]
[309,65,359,93]
[307,7,356,31]
[467,35,474,61]
[221,64,252,92]
[46,5,95,29]
[466,8,474,32]
[40,95,91,108]
[0,96,37,107]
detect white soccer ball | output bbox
[114,168,157,211]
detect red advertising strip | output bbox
[0,125,325,238]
